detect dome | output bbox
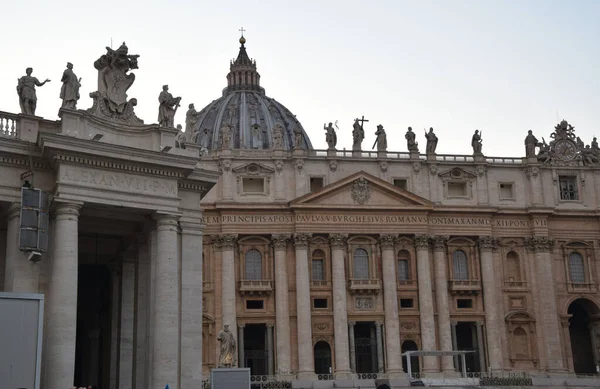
[192,36,313,151]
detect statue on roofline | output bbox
[16,67,50,116]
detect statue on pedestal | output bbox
[472,130,483,155]
[217,324,237,368]
[424,127,438,154]
[60,62,81,110]
[272,122,284,149]
[158,85,181,128]
[372,125,387,151]
[16,67,50,116]
[324,122,337,150]
[293,122,304,149]
[185,104,200,140]
[252,124,262,149]
[220,124,233,150]
[405,127,419,152]
[524,130,539,157]
[175,125,186,149]
[352,118,365,151]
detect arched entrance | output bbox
[314,341,332,375]
[568,298,599,374]
[401,340,420,373]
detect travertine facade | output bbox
[1,36,600,389]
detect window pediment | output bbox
[232,162,275,175]
[438,167,477,181]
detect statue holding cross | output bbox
[352,116,368,151]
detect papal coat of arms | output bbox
[351,177,371,205]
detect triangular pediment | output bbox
[291,171,434,210]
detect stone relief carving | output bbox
[294,159,304,172]
[219,234,238,250]
[220,124,233,150]
[314,323,330,332]
[431,236,449,251]
[271,234,290,250]
[88,42,143,124]
[351,177,371,205]
[60,62,81,110]
[329,234,348,249]
[524,166,539,180]
[478,236,498,251]
[329,160,338,172]
[17,67,51,116]
[429,164,438,175]
[414,235,430,250]
[355,297,374,309]
[373,124,387,151]
[378,234,398,249]
[405,127,419,152]
[218,159,232,172]
[272,122,284,149]
[293,122,304,149]
[425,127,438,154]
[476,165,486,177]
[379,161,388,173]
[324,122,337,150]
[524,236,553,252]
[293,233,312,249]
[412,162,421,174]
[274,159,284,173]
[472,130,483,155]
[401,321,416,331]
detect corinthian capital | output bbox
[220,234,238,250]
[478,236,498,252]
[431,236,449,252]
[378,234,398,250]
[294,233,312,249]
[414,235,430,250]
[272,234,291,251]
[525,236,553,253]
[329,233,348,249]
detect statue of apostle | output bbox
[352,118,364,151]
[158,85,181,128]
[472,130,483,155]
[425,127,438,154]
[324,122,337,150]
[185,103,200,139]
[60,62,81,109]
[17,67,51,116]
[524,130,539,158]
[217,324,237,367]
[405,127,419,152]
[372,124,387,151]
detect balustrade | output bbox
[0,112,18,138]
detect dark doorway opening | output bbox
[354,322,378,373]
[568,299,598,374]
[244,324,268,376]
[455,322,481,373]
[74,264,112,389]
[401,340,419,373]
[314,341,332,375]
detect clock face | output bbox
[554,139,577,161]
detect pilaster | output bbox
[219,234,238,333]
[329,233,351,377]
[294,233,316,379]
[272,234,292,374]
[431,236,454,372]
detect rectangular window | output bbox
[400,298,414,308]
[312,259,325,281]
[499,182,515,200]
[559,176,578,201]
[447,182,467,197]
[310,177,324,193]
[313,298,328,309]
[393,179,408,190]
[242,177,264,193]
[457,299,473,309]
[246,300,264,310]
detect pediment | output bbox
[291,171,433,210]
[438,167,476,180]
[232,162,274,175]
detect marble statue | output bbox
[201,128,212,148]
[185,104,200,139]
[425,127,438,154]
[372,125,387,151]
[293,123,303,149]
[158,85,181,128]
[524,130,539,157]
[220,124,233,149]
[352,118,365,151]
[592,137,599,151]
[324,122,337,150]
[472,130,483,155]
[16,67,50,116]
[272,122,284,149]
[405,127,419,152]
[217,324,237,368]
[60,62,81,109]
[175,125,186,148]
[252,124,262,148]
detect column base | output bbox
[296,371,317,380]
[385,369,405,379]
[333,370,353,380]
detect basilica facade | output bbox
[1,36,600,389]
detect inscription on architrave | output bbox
[60,166,177,197]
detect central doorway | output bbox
[568,298,598,374]
[244,324,268,375]
[354,322,379,373]
[455,322,482,373]
[314,341,332,376]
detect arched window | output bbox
[312,249,325,281]
[353,248,369,279]
[452,250,469,280]
[505,251,521,281]
[397,250,410,281]
[245,249,262,280]
[513,327,530,359]
[569,252,585,284]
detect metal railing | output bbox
[250,374,295,388]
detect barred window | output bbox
[559,176,578,201]
[452,250,469,280]
[353,248,369,279]
[397,250,410,281]
[569,252,585,284]
[312,249,325,281]
[244,249,262,280]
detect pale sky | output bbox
[2,0,598,157]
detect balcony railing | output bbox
[238,279,273,295]
[0,112,18,138]
[397,279,418,290]
[310,280,331,289]
[448,279,481,295]
[348,278,381,295]
[503,280,529,289]
[567,282,596,293]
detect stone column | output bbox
[272,234,292,374]
[294,233,316,379]
[478,236,503,371]
[152,213,180,389]
[348,321,356,373]
[330,233,351,377]
[267,324,275,376]
[44,201,82,389]
[238,324,245,368]
[4,202,39,292]
[120,252,136,389]
[376,322,384,373]
[378,234,403,375]
[451,322,459,368]
[476,322,486,371]
[180,220,204,388]
[220,234,238,334]
[135,233,151,389]
[431,236,454,373]
[526,237,565,372]
[414,235,439,373]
